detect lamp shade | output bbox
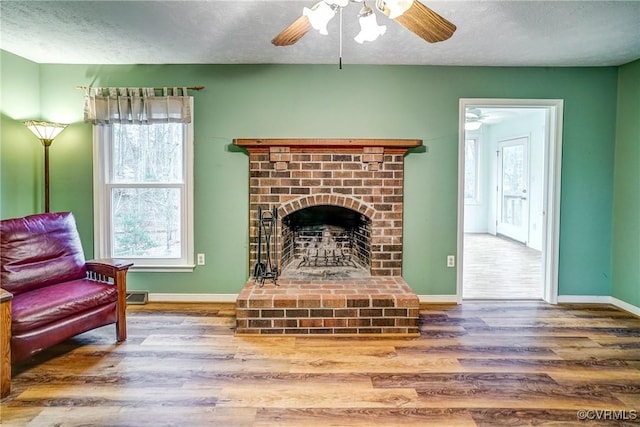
[304,1,337,35]
[355,7,387,43]
[24,121,68,143]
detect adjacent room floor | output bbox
[463,233,543,300]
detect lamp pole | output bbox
[42,139,53,212]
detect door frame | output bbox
[456,98,564,304]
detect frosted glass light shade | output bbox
[303,1,337,35]
[378,0,412,19]
[465,121,482,131]
[355,11,387,43]
[325,0,349,7]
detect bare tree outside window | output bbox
[110,123,184,259]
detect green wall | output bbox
[1,50,624,301]
[1,52,42,218]
[612,59,640,308]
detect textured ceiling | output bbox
[1,0,639,66]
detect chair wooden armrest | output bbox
[1,289,13,398]
[86,259,134,342]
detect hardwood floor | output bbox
[463,233,543,300]
[2,302,640,426]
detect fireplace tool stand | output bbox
[254,206,278,287]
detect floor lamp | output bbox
[24,121,68,213]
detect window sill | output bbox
[129,264,196,273]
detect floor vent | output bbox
[126,291,148,305]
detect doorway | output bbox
[457,99,563,303]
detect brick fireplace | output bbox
[234,139,422,335]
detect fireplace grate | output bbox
[296,228,357,268]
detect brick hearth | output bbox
[235,277,419,336]
[233,139,423,336]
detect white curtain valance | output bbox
[84,87,192,125]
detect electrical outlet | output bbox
[447,255,455,268]
[197,253,205,265]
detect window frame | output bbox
[92,105,194,272]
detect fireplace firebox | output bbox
[281,205,371,279]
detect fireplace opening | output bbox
[281,205,371,279]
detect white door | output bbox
[497,137,529,244]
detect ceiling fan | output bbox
[465,108,521,131]
[272,0,456,47]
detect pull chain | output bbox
[339,7,343,69]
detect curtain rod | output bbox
[76,85,205,91]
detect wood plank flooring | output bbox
[463,233,543,299]
[2,302,640,426]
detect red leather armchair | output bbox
[0,212,132,397]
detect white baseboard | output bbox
[148,293,238,303]
[558,295,640,317]
[557,295,612,304]
[146,293,639,317]
[418,295,459,304]
[610,296,640,317]
[148,293,461,304]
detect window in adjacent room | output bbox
[464,137,481,204]
[93,103,194,271]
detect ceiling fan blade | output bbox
[393,0,456,43]
[272,15,312,46]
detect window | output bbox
[93,112,194,271]
[464,137,481,204]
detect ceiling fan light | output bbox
[325,0,349,7]
[375,0,412,19]
[465,121,482,131]
[354,8,387,44]
[303,1,337,35]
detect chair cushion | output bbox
[11,279,118,334]
[1,212,87,295]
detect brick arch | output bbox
[278,194,376,221]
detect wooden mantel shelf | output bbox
[233,138,423,149]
